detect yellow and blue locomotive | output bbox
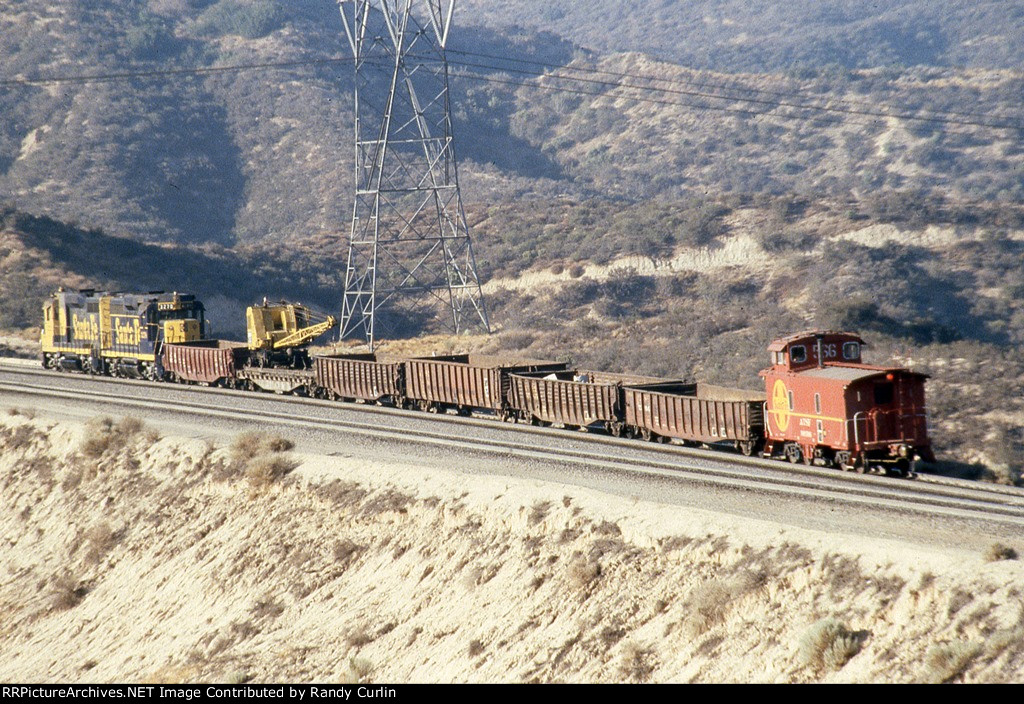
[40,289,206,379]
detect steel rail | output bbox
[3,361,1021,505]
[2,372,1023,529]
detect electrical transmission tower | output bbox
[337,0,490,348]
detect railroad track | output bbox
[2,362,1023,532]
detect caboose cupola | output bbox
[766,330,865,372]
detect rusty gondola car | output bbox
[508,369,669,434]
[161,339,248,386]
[623,382,766,454]
[314,353,404,404]
[402,354,568,417]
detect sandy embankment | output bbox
[0,412,1021,683]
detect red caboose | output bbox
[760,331,934,474]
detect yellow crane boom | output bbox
[272,315,337,349]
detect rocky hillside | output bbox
[1,1,1022,245]
[461,0,1024,72]
[2,413,1022,683]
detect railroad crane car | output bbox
[41,289,205,379]
[760,330,933,474]
[245,300,338,369]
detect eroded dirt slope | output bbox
[1,412,1022,683]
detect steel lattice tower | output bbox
[337,0,490,348]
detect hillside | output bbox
[460,0,1024,72]
[2,414,1022,683]
[1,1,1022,245]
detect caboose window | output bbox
[842,341,860,360]
[874,383,894,405]
[790,345,807,364]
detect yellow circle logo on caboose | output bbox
[771,379,790,432]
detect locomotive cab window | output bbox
[790,345,807,364]
[842,341,860,360]
[874,382,894,405]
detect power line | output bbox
[3,51,1022,132]
[448,68,890,132]
[447,47,1024,125]
[440,54,1024,132]
[0,56,355,87]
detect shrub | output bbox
[245,454,298,488]
[528,500,551,526]
[618,641,655,682]
[50,572,87,610]
[195,0,285,39]
[682,575,761,638]
[83,521,117,565]
[346,626,375,649]
[799,619,864,672]
[924,641,981,683]
[984,543,1018,562]
[341,657,373,684]
[230,431,294,464]
[566,555,601,591]
[79,416,148,459]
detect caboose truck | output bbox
[760,330,935,475]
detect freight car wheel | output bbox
[640,429,653,442]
